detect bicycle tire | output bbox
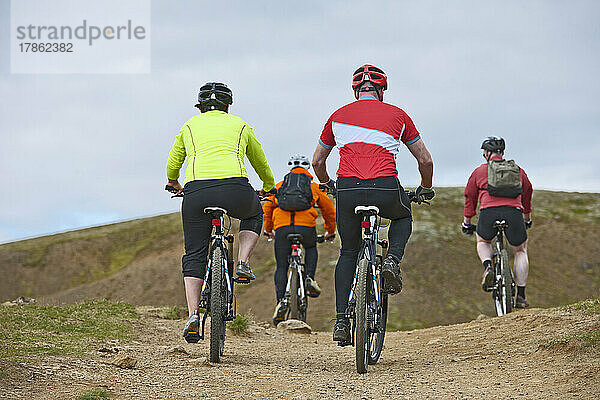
[209,246,226,363]
[355,258,369,374]
[289,264,307,322]
[492,255,504,316]
[500,248,514,314]
[368,287,388,365]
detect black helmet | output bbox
[196,82,233,112]
[481,136,505,153]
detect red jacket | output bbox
[464,155,533,217]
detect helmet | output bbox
[196,82,233,112]
[287,154,311,170]
[481,136,505,153]
[352,64,388,91]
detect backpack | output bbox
[276,172,314,211]
[487,159,523,198]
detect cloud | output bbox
[1,0,599,242]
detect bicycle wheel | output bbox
[209,247,226,363]
[492,256,504,316]
[500,249,514,314]
[368,278,388,365]
[355,258,370,374]
[289,264,307,322]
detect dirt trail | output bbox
[3,306,599,400]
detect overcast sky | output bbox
[1,0,599,243]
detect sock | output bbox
[483,260,492,269]
[517,286,526,298]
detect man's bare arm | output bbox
[407,139,434,188]
[312,143,333,183]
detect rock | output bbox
[276,319,312,334]
[476,314,489,320]
[582,261,592,271]
[111,354,137,369]
[165,345,188,355]
[426,338,441,345]
[2,296,36,306]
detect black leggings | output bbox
[335,176,412,315]
[181,178,263,278]
[273,225,318,302]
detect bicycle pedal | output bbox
[184,333,201,344]
[234,276,251,284]
[337,341,352,347]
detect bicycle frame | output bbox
[284,243,307,307]
[345,212,383,346]
[491,220,515,316]
[199,212,236,340]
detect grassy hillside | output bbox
[1,188,598,331]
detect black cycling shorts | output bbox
[476,206,527,246]
[181,177,263,278]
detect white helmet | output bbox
[287,154,310,170]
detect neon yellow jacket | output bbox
[166,111,275,191]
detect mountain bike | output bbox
[166,186,269,363]
[320,185,428,374]
[275,233,332,325]
[488,220,515,316]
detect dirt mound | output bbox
[2,304,599,399]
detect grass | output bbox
[228,314,251,335]
[0,300,139,360]
[546,331,600,350]
[77,389,111,400]
[160,306,187,320]
[562,298,600,314]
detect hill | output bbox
[1,188,599,330]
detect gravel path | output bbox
[3,306,599,399]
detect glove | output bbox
[462,222,476,235]
[416,185,435,201]
[320,179,336,195]
[525,220,532,229]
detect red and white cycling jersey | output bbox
[319,97,421,179]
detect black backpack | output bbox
[276,172,313,211]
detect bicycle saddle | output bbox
[493,219,508,228]
[287,233,304,242]
[203,207,228,216]
[354,206,380,216]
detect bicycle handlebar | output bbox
[164,185,276,200]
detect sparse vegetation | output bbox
[0,300,139,360]
[228,314,251,335]
[563,299,600,314]
[161,306,187,320]
[545,330,600,350]
[77,389,111,400]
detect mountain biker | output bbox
[312,64,435,342]
[165,82,276,341]
[462,136,533,308]
[263,154,336,326]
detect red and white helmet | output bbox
[352,64,388,91]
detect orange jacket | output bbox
[263,167,336,234]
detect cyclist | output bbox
[462,136,533,308]
[165,82,275,341]
[263,155,336,326]
[312,64,435,342]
